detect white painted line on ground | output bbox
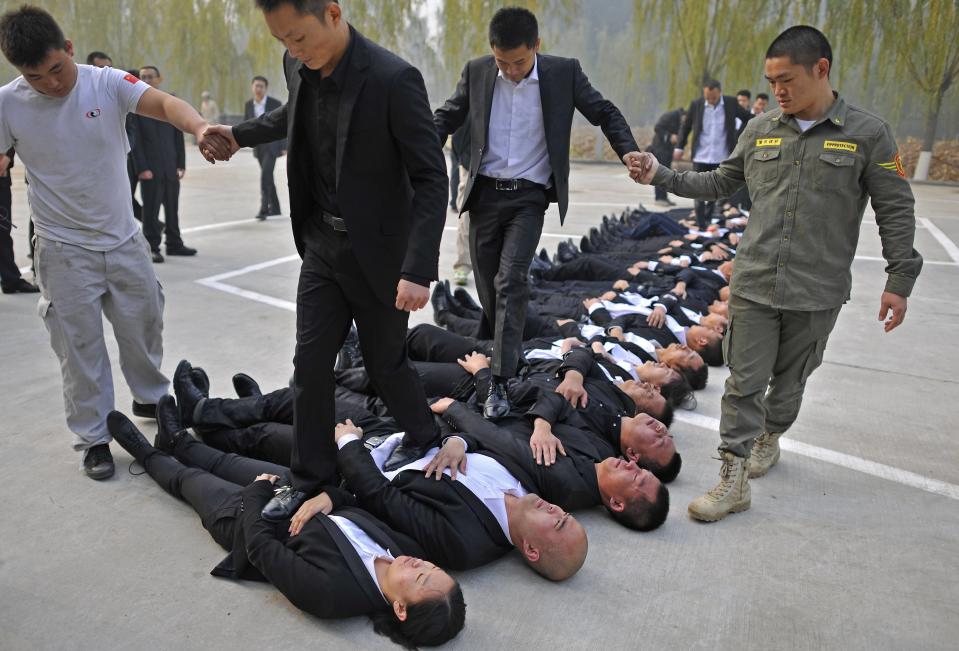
[195,278,297,313]
[181,215,289,234]
[918,217,959,263]
[673,411,959,501]
[197,254,299,283]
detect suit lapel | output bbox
[335,31,370,189]
[537,55,553,148]
[480,59,497,145]
[286,55,302,138]
[315,512,386,609]
[337,506,406,557]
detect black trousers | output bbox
[127,156,142,222]
[0,180,23,286]
[293,219,437,493]
[256,150,280,214]
[693,163,720,228]
[143,436,290,549]
[141,175,183,251]
[200,397,399,466]
[468,181,548,377]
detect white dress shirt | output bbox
[252,96,267,118]
[693,96,728,164]
[479,55,552,186]
[338,433,527,544]
[327,514,392,602]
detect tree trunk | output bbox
[914,87,944,180]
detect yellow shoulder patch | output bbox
[823,140,857,152]
[755,138,782,147]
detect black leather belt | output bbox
[477,175,545,192]
[321,211,347,232]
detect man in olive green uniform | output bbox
[628,26,922,522]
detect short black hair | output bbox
[766,25,833,73]
[659,374,693,408]
[607,483,669,531]
[255,0,337,21]
[86,50,110,65]
[0,5,67,68]
[756,92,769,101]
[643,452,682,483]
[370,580,466,649]
[703,79,721,90]
[252,75,268,86]
[699,336,725,367]
[488,6,538,50]
[654,401,674,429]
[681,361,708,391]
[125,68,139,78]
[139,65,160,76]
[736,89,751,99]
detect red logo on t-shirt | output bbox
[123,73,139,84]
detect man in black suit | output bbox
[434,7,641,419]
[205,0,448,520]
[647,107,685,206]
[673,79,754,228]
[244,75,286,220]
[130,65,196,262]
[332,419,588,580]
[432,398,669,532]
[107,399,465,648]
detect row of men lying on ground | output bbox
[100,205,737,647]
[103,317,691,649]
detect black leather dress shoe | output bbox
[232,372,262,398]
[383,443,430,472]
[483,379,511,420]
[151,250,164,263]
[154,395,192,453]
[557,240,576,263]
[431,284,450,325]
[166,244,197,256]
[132,401,157,419]
[106,411,154,465]
[1,278,40,294]
[190,367,210,396]
[261,485,307,521]
[173,360,205,428]
[579,235,594,253]
[453,288,481,312]
[335,325,363,371]
[538,248,551,264]
[255,212,267,221]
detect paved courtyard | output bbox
[1,150,957,650]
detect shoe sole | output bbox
[687,500,750,522]
[83,466,115,480]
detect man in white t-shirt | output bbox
[0,5,232,480]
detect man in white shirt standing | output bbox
[434,7,641,419]
[0,5,231,480]
[243,75,285,220]
[673,79,754,228]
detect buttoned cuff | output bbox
[884,274,915,298]
[336,433,361,449]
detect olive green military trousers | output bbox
[719,294,842,458]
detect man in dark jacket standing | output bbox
[244,75,286,220]
[204,0,448,520]
[130,65,196,262]
[646,107,685,206]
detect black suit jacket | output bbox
[233,28,448,304]
[444,402,602,511]
[338,438,513,571]
[677,95,753,162]
[213,480,424,620]
[129,114,185,178]
[244,96,286,158]
[434,54,638,224]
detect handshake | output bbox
[195,124,242,164]
[622,151,659,185]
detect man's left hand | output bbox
[176,168,185,180]
[622,151,642,168]
[288,492,333,535]
[878,291,907,332]
[423,437,467,480]
[396,279,429,312]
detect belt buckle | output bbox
[494,178,518,191]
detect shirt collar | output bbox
[253,96,266,106]
[705,95,724,110]
[775,92,847,130]
[497,53,539,84]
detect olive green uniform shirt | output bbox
[652,93,923,310]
